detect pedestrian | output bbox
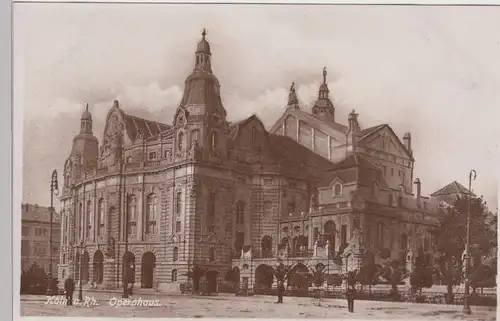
[64,274,75,306]
[346,286,356,313]
[276,280,285,303]
[126,264,135,296]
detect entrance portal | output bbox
[206,271,218,293]
[141,252,156,289]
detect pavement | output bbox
[20,292,497,320]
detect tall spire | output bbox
[312,67,335,122]
[287,82,299,109]
[80,103,92,134]
[195,28,212,73]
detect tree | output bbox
[470,264,496,293]
[410,247,434,299]
[431,196,497,303]
[379,260,407,297]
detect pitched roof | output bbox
[21,204,60,223]
[319,153,389,189]
[358,123,414,161]
[121,112,171,141]
[431,181,474,197]
[268,134,334,171]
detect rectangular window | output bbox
[341,225,347,245]
[390,167,394,176]
[382,166,387,176]
[149,152,157,160]
[175,221,181,233]
[128,222,137,235]
[147,221,156,234]
[176,192,182,217]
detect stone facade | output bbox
[21,204,61,276]
[58,30,461,292]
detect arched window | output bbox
[178,132,184,151]
[333,184,342,197]
[86,200,92,237]
[171,269,178,282]
[210,132,218,151]
[62,254,66,264]
[191,129,200,149]
[209,247,215,262]
[173,247,178,261]
[98,199,105,236]
[377,222,385,249]
[127,195,137,235]
[146,194,157,234]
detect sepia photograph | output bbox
[14,2,499,319]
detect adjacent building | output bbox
[21,204,60,276]
[58,30,464,292]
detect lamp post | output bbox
[462,169,476,315]
[122,193,129,299]
[46,170,59,296]
[78,240,84,301]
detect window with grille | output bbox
[146,194,157,234]
[127,195,137,236]
[98,199,105,236]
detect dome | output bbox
[196,29,211,53]
[81,104,91,120]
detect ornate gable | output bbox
[360,125,413,160]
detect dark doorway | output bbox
[324,220,336,256]
[93,250,104,284]
[122,251,135,284]
[255,264,274,292]
[206,271,218,293]
[82,251,90,283]
[288,263,309,293]
[141,252,156,288]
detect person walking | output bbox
[276,280,285,303]
[346,286,356,313]
[64,274,75,306]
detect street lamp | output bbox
[122,193,129,299]
[462,169,476,315]
[46,169,59,296]
[78,240,84,301]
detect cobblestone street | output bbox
[20,293,496,320]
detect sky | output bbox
[13,4,500,211]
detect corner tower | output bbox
[172,29,228,159]
[68,104,99,174]
[312,67,335,123]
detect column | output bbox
[137,192,143,241]
[88,256,94,285]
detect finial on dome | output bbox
[202,28,206,38]
[290,82,295,93]
[85,103,89,113]
[323,67,327,84]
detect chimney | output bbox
[403,132,412,154]
[414,178,421,208]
